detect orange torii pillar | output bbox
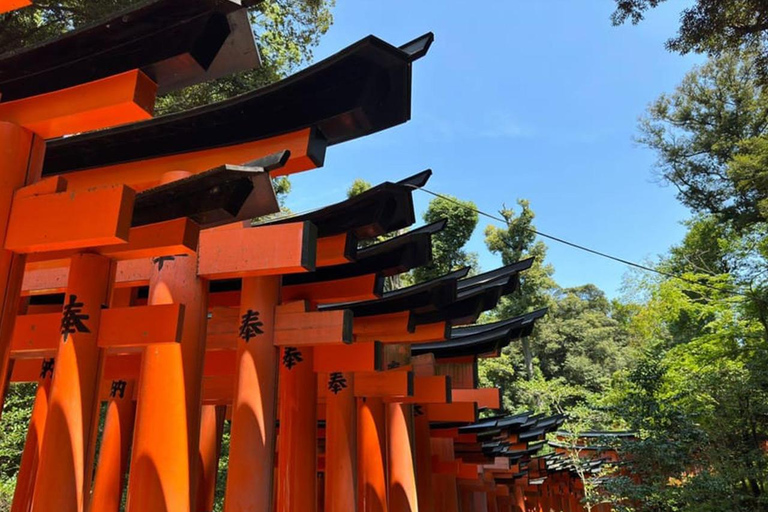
[276,345,318,512]
[388,402,419,512]
[196,404,225,512]
[413,407,434,512]
[127,172,208,511]
[11,358,53,512]
[0,123,44,416]
[358,397,388,512]
[431,437,460,512]
[325,372,356,512]
[87,379,136,512]
[31,253,112,512]
[225,275,280,511]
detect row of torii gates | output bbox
[0,1,616,511]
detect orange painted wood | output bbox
[0,0,31,13]
[427,402,478,423]
[98,304,185,348]
[414,410,435,512]
[314,342,382,373]
[354,371,413,398]
[353,312,409,337]
[62,129,317,191]
[127,174,209,511]
[431,438,460,512]
[102,354,142,381]
[114,259,153,288]
[276,346,318,512]
[0,123,45,422]
[357,397,387,512]
[98,218,199,260]
[9,358,44,382]
[11,367,52,512]
[14,176,67,200]
[457,463,480,481]
[196,405,225,512]
[276,300,309,314]
[203,349,236,377]
[282,273,381,304]
[6,185,135,253]
[387,403,419,512]
[370,321,449,344]
[198,222,315,279]
[274,309,352,346]
[324,372,357,512]
[0,70,156,139]
[31,253,112,512]
[11,313,59,358]
[202,375,234,405]
[387,375,450,404]
[87,380,136,512]
[451,388,502,410]
[316,233,354,266]
[225,276,280,512]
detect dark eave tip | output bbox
[399,33,435,62]
[396,169,432,188]
[245,149,291,172]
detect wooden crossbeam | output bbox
[451,388,501,410]
[426,402,477,423]
[198,222,316,279]
[355,319,448,344]
[314,342,382,373]
[0,0,31,13]
[316,233,355,266]
[282,274,381,304]
[98,304,185,348]
[10,304,185,357]
[386,375,451,404]
[0,70,156,139]
[6,185,135,253]
[25,218,200,268]
[58,128,322,192]
[274,309,352,346]
[354,370,413,398]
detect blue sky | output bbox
[285,1,703,298]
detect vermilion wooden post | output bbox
[127,170,208,511]
[87,379,136,512]
[225,275,280,512]
[31,253,112,512]
[196,404,225,512]
[358,397,387,512]
[11,359,53,512]
[324,372,356,512]
[513,485,525,512]
[413,408,434,512]
[0,123,44,417]
[276,346,317,512]
[431,438,459,512]
[387,403,419,512]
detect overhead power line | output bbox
[408,185,753,300]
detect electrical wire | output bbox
[407,185,755,300]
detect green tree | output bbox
[638,49,768,228]
[612,0,768,70]
[411,195,479,284]
[346,178,372,199]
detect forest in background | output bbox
[1,1,767,511]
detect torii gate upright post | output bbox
[225,275,280,511]
[0,123,44,413]
[31,253,113,512]
[127,171,209,511]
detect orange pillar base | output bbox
[325,372,356,512]
[358,397,387,512]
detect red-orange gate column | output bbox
[276,345,317,512]
[387,402,419,512]
[325,372,356,512]
[0,123,44,416]
[11,358,54,512]
[431,438,459,512]
[196,404,225,512]
[127,172,208,511]
[413,407,434,512]
[31,253,112,512]
[358,397,387,512]
[88,379,136,512]
[225,275,280,511]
